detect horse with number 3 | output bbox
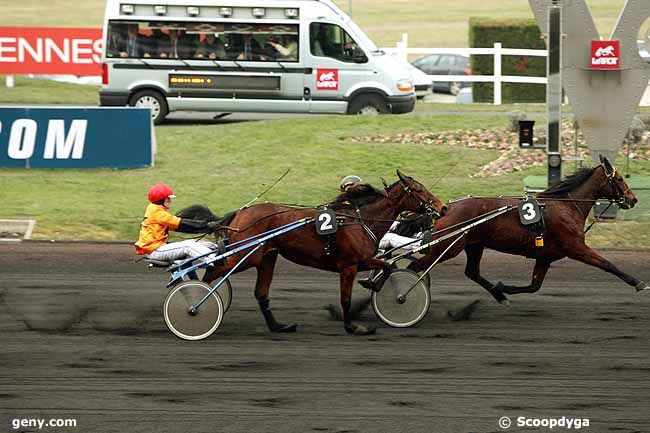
[407,156,649,303]
[202,170,447,335]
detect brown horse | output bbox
[202,170,447,335]
[408,156,648,303]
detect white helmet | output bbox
[340,175,362,191]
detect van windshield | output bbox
[105,20,299,62]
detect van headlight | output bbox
[396,79,413,92]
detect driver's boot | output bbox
[358,270,387,292]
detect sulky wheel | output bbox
[163,280,224,340]
[392,255,430,289]
[372,269,430,328]
[211,278,233,313]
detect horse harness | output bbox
[317,178,436,256]
[518,196,547,254]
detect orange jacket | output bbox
[134,203,181,255]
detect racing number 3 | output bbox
[522,202,537,221]
[518,200,542,226]
[315,209,338,235]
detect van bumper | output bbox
[388,94,416,114]
[99,90,130,106]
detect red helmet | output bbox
[147,183,176,203]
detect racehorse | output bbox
[199,170,447,335]
[408,156,648,303]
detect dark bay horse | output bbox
[201,170,447,335]
[408,156,648,304]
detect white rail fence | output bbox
[382,33,548,105]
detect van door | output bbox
[303,21,372,113]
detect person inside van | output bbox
[120,24,147,58]
[161,29,197,59]
[195,33,226,60]
[147,28,170,58]
[236,33,262,61]
[106,23,127,57]
[267,34,298,61]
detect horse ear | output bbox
[380,177,389,189]
[603,156,615,175]
[396,169,407,183]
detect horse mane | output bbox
[327,183,387,209]
[537,167,596,198]
[176,204,220,221]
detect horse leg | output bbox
[497,259,551,295]
[567,244,649,292]
[463,244,509,303]
[255,251,297,333]
[341,265,376,335]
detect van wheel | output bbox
[130,90,168,125]
[348,94,388,115]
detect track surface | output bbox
[1,242,649,433]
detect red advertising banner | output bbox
[0,27,103,75]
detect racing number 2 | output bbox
[319,213,333,231]
[315,209,338,235]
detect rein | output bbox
[449,195,601,204]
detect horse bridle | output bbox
[394,178,441,218]
[604,166,631,204]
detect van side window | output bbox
[106,21,299,62]
[310,23,367,63]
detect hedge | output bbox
[469,17,546,103]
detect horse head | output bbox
[392,169,447,218]
[598,155,638,209]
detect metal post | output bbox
[348,0,352,17]
[493,43,502,105]
[546,2,562,186]
[6,74,14,88]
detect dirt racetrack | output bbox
[1,242,649,433]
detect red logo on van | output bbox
[316,68,338,90]
[591,40,620,69]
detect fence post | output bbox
[493,42,502,105]
[6,74,14,88]
[396,33,408,62]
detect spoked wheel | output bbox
[372,269,430,328]
[211,278,233,313]
[163,280,224,340]
[392,255,431,289]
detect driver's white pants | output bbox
[379,233,421,251]
[149,240,217,264]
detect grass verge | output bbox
[2,111,650,248]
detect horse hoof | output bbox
[272,323,297,333]
[499,299,511,306]
[324,304,343,321]
[345,324,376,336]
[636,281,650,292]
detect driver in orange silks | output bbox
[135,183,219,264]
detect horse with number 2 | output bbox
[158,170,447,340]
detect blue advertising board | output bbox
[0,107,154,168]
